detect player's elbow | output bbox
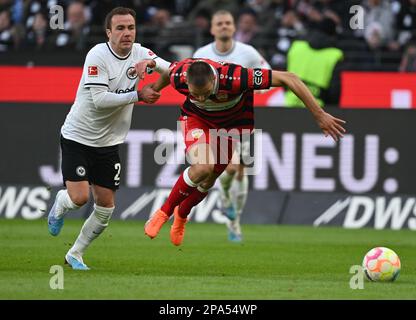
[90,90,106,109]
[92,96,104,109]
[272,71,299,87]
[285,72,299,84]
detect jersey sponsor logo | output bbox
[115,86,135,94]
[88,66,98,76]
[126,67,138,80]
[191,128,204,140]
[76,166,86,177]
[253,69,263,86]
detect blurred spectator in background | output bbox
[391,0,416,50]
[234,9,259,45]
[188,0,240,21]
[362,0,395,50]
[295,0,345,30]
[140,7,176,60]
[256,0,294,30]
[150,7,172,28]
[285,16,344,107]
[89,1,141,27]
[0,9,15,51]
[399,42,416,72]
[0,0,12,12]
[51,1,90,51]
[191,8,212,48]
[271,9,305,69]
[24,11,49,50]
[143,0,197,18]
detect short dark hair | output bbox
[187,61,215,87]
[104,7,136,31]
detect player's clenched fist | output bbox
[130,59,156,79]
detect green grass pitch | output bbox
[0,219,415,299]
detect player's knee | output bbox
[226,163,238,175]
[93,204,114,225]
[236,164,246,180]
[68,191,89,207]
[199,180,215,190]
[191,164,215,181]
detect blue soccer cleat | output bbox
[65,253,90,271]
[228,230,242,243]
[48,190,65,236]
[227,220,243,243]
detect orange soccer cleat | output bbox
[170,206,188,246]
[144,209,169,239]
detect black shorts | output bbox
[60,135,121,190]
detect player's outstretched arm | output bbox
[271,70,346,141]
[151,70,171,92]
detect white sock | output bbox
[229,214,242,235]
[230,174,248,216]
[68,204,114,258]
[54,189,80,218]
[219,171,235,208]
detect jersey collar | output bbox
[106,42,132,60]
[212,40,236,56]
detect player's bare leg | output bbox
[145,143,214,239]
[171,168,220,246]
[47,181,87,236]
[66,184,115,270]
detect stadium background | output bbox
[1,0,416,302]
[1,0,415,229]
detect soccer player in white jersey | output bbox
[193,10,271,243]
[47,7,170,270]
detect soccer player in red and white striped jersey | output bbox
[134,57,346,246]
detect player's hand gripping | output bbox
[315,112,346,142]
[138,84,160,104]
[130,59,156,80]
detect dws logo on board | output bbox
[314,196,416,230]
[0,186,50,219]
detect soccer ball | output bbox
[362,247,401,282]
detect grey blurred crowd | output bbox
[1,0,415,71]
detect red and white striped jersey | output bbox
[169,58,272,130]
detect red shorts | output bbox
[180,115,242,173]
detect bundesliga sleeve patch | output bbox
[88,66,98,76]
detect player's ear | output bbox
[106,28,111,39]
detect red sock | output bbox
[161,169,197,216]
[178,188,208,218]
